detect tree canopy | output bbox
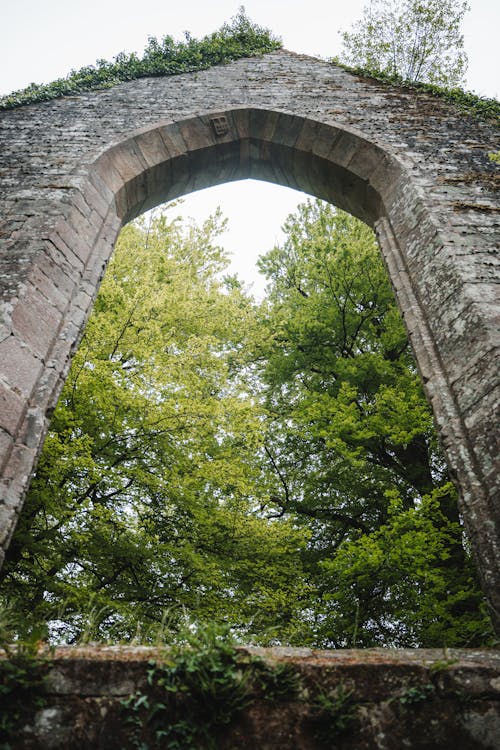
[0,209,308,643]
[339,0,469,86]
[0,201,493,648]
[252,200,491,647]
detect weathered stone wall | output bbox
[0,50,498,627]
[3,647,500,749]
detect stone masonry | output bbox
[0,51,499,629]
[3,646,500,749]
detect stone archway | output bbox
[0,51,498,630]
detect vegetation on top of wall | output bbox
[121,622,355,749]
[335,0,498,124]
[331,58,500,125]
[0,9,281,111]
[1,5,497,127]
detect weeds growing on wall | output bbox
[121,622,357,749]
[1,7,496,128]
[331,58,500,125]
[0,9,281,111]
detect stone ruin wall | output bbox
[0,50,498,630]
[3,646,500,749]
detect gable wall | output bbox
[0,50,498,628]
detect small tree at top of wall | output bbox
[340,0,469,86]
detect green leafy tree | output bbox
[1,199,492,648]
[319,485,492,647]
[1,208,309,643]
[340,0,469,86]
[254,199,492,647]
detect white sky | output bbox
[1,0,498,297]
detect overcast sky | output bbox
[1,0,498,296]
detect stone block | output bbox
[329,129,363,169]
[0,335,43,398]
[273,112,304,148]
[249,109,280,144]
[178,116,216,153]
[369,152,403,204]
[1,442,36,507]
[107,140,149,185]
[452,346,500,414]
[0,380,26,437]
[77,178,111,222]
[133,127,172,170]
[0,501,17,546]
[310,122,342,160]
[27,259,68,313]
[51,220,91,268]
[346,140,385,183]
[11,283,62,360]
[464,385,500,481]
[158,122,189,160]
[231,107,250,141]
[0,427,14,475]
[92,151,125,196]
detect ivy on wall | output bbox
[332,58,500,125]
[0,10,281,111]
[1,9,497,127]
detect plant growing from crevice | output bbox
[248,657,303,702]
[398,683,435,705]
[307,683,357,745]
[122,622,254,749]
[428,655,459,675]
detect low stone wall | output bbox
[3,646,500,749]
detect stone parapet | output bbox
[2,646,500,749]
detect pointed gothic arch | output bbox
[0,52,498,629]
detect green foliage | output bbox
[0,9,281,110]
[0,606,50,750]
[254,199,493,647]
[340,0,469,86]
[256,200,438,524]
[308,684,356,744]
[398,683,435,705]
[1,206,309,644]
[122,623,251,749]
[318,486,493,647]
